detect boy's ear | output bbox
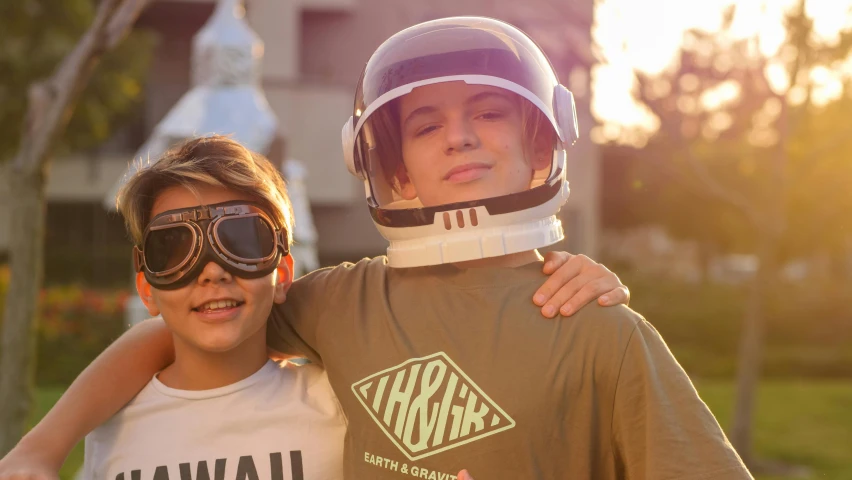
[135,272,161,316]
[273,254,295,304]
[530,129,556,171]
[396,165,418,200]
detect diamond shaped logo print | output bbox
[351,352,516,461]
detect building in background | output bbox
[0,0,599,285]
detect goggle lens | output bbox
[216,216,276,262]
[144,225,195,272]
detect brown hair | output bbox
[116,135,294,246]
[365,93,555,192]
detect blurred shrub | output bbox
[622,268,852,379]
[44,245,131,288]
[0,265,129,386]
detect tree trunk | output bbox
[0,166,48,455]
[729,231,777,466]
[0,0,150,455]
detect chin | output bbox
[193,337,246,353]
[447,185,514,204]
[186,328,251,353]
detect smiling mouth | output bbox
[192,299,245,313]
[444,163,492,183]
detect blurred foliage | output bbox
[0,0,155,161]
[618,266,852,379]
[601,144,752,259]
[604,2,852,266]
[44,245,132,287]
[0,265,129,385]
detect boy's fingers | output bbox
[457,470,473,480]
[561,280,618,316]
[541,251,574,274]
[598,286,630,307]
[553,275,613,317]
[534,255,582,306]
[540,271,597,317]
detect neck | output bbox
[158,327,269,391]
[452,249,542,269]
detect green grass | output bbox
[32,380,852,480]
[697,379,852,480]
[620,272,852,380]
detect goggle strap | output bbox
[133,246,144,272]
[276,230,290,256]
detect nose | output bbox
[444,115,479,154]
[196,261,233,286]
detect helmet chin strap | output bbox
[381,206,567,268]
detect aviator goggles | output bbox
[133,201,289,290]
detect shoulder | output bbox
[568,303,645,336]
[274,256,388,321]
[87,380,160,442]
[290,256,388,294]
[576,307,688,386]
[552,303,650,359]
[272,362,345,420]
[259,361,334,395]
[288,362,337,398]
[274,361,330,387]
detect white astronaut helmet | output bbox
[341,16,580,268]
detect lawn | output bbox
[696,379,852,480]
[32,380,852,479]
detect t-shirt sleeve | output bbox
[611,319,752,480]
[266,258,379,365]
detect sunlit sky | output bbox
[590,0,852,139]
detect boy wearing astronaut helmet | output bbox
[302,16,750,478]
[342,14,578,267]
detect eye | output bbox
[415,125,439,137]
[477,110,505,121]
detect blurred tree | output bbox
[0,0,153,455]
[629,0,852,470]
[781,87,852,269]
[600,143,754,277]
[0,0,154,161]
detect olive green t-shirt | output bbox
[268,257,750,479]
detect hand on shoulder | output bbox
[535,251,630,318]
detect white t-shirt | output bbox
[83,360,345,480]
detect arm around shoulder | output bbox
[0,317,174,475]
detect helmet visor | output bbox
[356,88,558,211]
[353,17,559,125]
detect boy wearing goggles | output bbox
[90,136,346,478]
